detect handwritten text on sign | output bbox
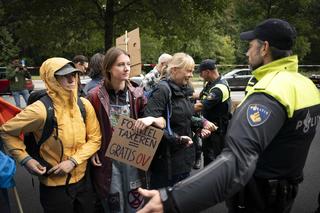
[105,115,163,171]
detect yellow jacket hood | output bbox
[40,57,79,106]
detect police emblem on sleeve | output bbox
[206,93,216,100]
[247,104,271,127]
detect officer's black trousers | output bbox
[227,178,299,213]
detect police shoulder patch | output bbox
[206,93,216,100]
[247,104,271,127]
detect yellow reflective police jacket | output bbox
[163,55,320,213]
[242,55,320,118]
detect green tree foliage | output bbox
[1,0,319,67]
[233,0,319,63]
[117,0,235,64]
[0,28,19,66]
[0,1,19,65]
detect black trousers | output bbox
[40,177,95,213]
[202,133,225,166]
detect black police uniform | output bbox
[160,55,320,213]
[199,76,231,166]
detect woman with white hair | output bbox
[142,52,216,188]
[142,53,172,91]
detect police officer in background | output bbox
[194,59,231,166]
[137,18,320,213]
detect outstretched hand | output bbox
[194,101,203,113]
[203,120,218,132]
[200,128,211,138]
[137,188,163,213]
[179,136,193,147]
[24,158,46,175]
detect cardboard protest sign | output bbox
[116,28,141,77]
[105,115,163,171]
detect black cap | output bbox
[197,59,216,73]
[240,18,296,50]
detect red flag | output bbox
[0,97,21,125]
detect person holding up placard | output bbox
[87,47,165,213]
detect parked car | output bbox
[130,75,144,86]
[0,68,34,95]
[222,68,252,90]
[309,74,320,89]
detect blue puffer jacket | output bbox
[0,142,16,188]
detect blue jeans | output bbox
[12,89,29,108]
[104,160,143,213]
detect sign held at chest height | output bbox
[105,115,164,171]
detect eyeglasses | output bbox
[63,72,78,78]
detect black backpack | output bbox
[145,80,173,135]
[146,80,175,181]
[24,89,86,176]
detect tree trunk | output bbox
[104,0,115,51]
[266,0,272,18]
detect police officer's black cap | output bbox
[240,18,296,50]
[197,59,216,73]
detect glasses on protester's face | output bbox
[56,72,78,91]
[63,72,77,78]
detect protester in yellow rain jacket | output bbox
[0,57,101,213]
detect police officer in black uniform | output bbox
[137,18,320,213]
[194,59,231,166]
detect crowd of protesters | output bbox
[0,18,320,213]
[0,48,218,213]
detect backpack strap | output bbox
[77,97,86,121]
[37,95,56,146]
[158,80,173,136]
[158,80,174,183]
